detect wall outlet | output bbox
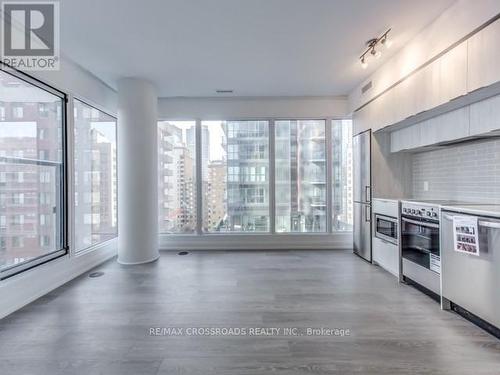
[423,181,429,191]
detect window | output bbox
[332,119,353,231]
[157,121,197,234]
[202,121,270,232]
[74,99,117,251]
[275,120,327,233]
[0,69,65,274]
[12,104,23,119]
[158,118,353,236]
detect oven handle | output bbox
[402,217,439,229]
[374,213,398,224]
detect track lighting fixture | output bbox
[360,56,368,69]
[380,34,392,49]
[359,28,391,68]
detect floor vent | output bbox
[88,271,104,278]
[178,251,189,256]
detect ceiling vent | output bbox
[216,89,233,94]
[361,81,373,94]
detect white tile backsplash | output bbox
[412,138,500,203]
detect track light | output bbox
[360,56,368,69]
[359,28,391,68]
[371,48,381,59]
[381,34,392,49]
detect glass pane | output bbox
[0,70,64,270]
[74,100,117,251]
[158,121,197,234]
[275,120,326,233]
[202,120,269,232]
[332,119,353,231]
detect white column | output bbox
[117,78,159,264]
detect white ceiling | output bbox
[60,0,456,98]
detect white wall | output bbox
[349,0,500,112]
[31,56,117,114]
[158,96,349,120]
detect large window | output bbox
[158,118,353,236]
[332,119,353,231]
[202,120,270,232]
[0,69,66,275]
[275,120,327,232]
[158,121,197,234]
[74,99,117,251]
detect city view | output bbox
[157,120,352,234]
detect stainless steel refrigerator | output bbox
[353,130,372,262]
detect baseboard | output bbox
[159,233,352,250]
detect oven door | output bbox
[401,217,440,273]
[374,214,398,245]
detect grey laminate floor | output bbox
[1,250,499,374]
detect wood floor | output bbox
[1,250,499,374]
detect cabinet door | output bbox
[470,94,500,135]
[390,123,421,152]
[468,20,500,92]
[416,118,435,148]
[439,41,467,103]
[353,105,368,135]
[394,73,417,123]
[433,106,470,143]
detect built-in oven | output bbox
[374,214,398,245]
[401,216,440,272]
[400,201,442,296]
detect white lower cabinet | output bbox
[470,94,500,135]
[372,237,399,277]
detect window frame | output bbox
[72,97,118,254]
[160,117,351,237]
[0,65,69,280]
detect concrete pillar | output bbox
[117,78,159,264]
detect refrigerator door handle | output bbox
[365,205,371,223]
[365,186,371,202]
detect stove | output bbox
[401,200,481,221]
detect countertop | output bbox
[441,204,500,218]
[372,197,400,203]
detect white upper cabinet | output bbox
[374,40,467,132]
[468,20,500,92]
[431,106,470,143]
[358,20,500,136]
[439,41,468,103]
[470,94,500,135]
[353,104,369,135]
[390,106,470,153]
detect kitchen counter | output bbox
[372,197,400,203]
[441,204,500,218]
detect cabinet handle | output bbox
[365,186,371,202]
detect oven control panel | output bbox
[401,203,439,219]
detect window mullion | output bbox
[195,119,203,235]
[326,118,333,233]
[269,119,276,234]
